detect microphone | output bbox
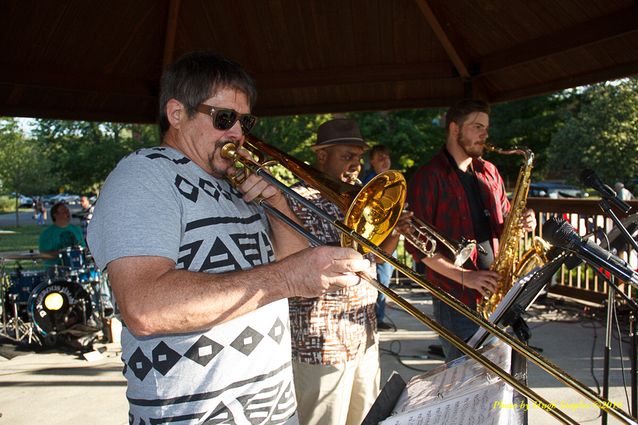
[543,217,638,286]
[580,169,631,213]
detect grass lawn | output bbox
[0,225,41,253]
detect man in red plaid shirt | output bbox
[407,99,536,361]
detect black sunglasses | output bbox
[196,104,257,134]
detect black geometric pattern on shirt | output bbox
[199,237,242,273]
[127,362,292,408]
[198,177,235,203]
[261,231,275,263]
[177,240,203,270]
[235,380,293,425]
[230,326,264,356]
[175,174,198,203]
[185,213,263,233]
[184,335,224,367]
[145,151,191,165]
[152,341,182,376]
[268,317,285,344]
[229,232,264,266]
[128,347,153,381]
[270,381,296,424]
[149,412,206,425]
[200,402,236,425]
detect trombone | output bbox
[223,134,638,425]
[241,135,476,266]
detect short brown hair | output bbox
[50,202,67,223]
[369,144,390,159]
[445,99,490,132]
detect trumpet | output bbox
[221,134,637,424]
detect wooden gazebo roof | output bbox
[2,0,638,123]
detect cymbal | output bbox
[1,251,58,261]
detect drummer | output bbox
[38,202,85,268]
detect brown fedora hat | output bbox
[311,118,370,151]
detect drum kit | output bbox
[0,246,113,348]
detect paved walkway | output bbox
[0,286,636,424]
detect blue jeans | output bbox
[432,298,479,362]
[375,261,394,321]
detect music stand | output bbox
[467,252,568,349]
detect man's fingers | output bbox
[333,258,371,273]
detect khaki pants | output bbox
[292,343,380,425]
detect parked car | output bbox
[8,192,33,207]
[529,182,589,199]
[49,193,81,205]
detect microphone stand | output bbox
[595,198,638,421]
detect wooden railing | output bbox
[392,198,638,305]
[526,197,638,304]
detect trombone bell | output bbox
[343,171,406,253]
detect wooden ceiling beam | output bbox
[0,70,156,98]
[477,3,638,76]
[254,61,455,89]
[488,60,638,103]
[254,96,459,117]
[0,105,157,124]
[162,0,181,69]
[413,0,471,80]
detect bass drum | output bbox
[28,280,93,338]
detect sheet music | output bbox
[380,342,514,425]
[379,381,513,425]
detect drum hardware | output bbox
[0,249,113,349]
[0,262,37,344]
[1,251,58,261]
[221,134,638,424]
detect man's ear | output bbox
[449,121,459,138]
[315,149,327,165]
[166,99,184,129]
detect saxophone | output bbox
[477,144,549,319]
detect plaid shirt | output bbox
[407,148,510,307]
[287,181,378,365]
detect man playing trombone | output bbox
[87,52,371,425]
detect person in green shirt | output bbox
[39,202,85,268]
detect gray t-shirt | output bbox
[88,147,296,425]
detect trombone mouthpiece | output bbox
[220,142,238,160]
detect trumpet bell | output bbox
[342,170,406,253]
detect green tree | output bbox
[32,119,159,194]
[0,118,53,225]
[349,109,445,181]
[546,78,638,184]
[490,94,571,184]
[251,114,330,184]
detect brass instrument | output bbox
[402,215,476,266]
[477,144,550,319]
[223,135,637,425]
[242,135,475,265]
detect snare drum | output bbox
[28,280,92,337]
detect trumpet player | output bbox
[286,119,405,425]
[407,99,536,361]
